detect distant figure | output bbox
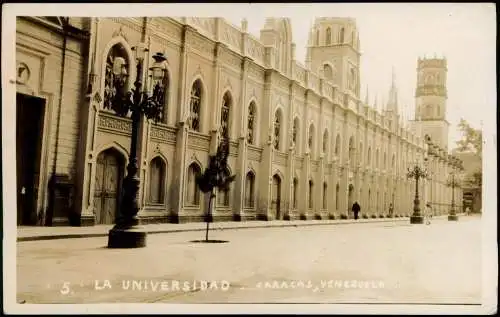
[352,202,361,220]
[465,207,471,216]
[425,203,433,225]
[388,203,394,217]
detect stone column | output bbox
[284,145,295,220]
[234,136,247,221]
[317,155,325,219]
[257,70,274,221]
[75,18,100,226]
[233,57,250,221]
[169,24,192,223]
[301,152,311,220]
[340,166,349,218]
[328,161,337,219]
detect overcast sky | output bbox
[7,3,496,148]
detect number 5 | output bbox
[60,282,70,295]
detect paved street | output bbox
[16,216,482,307]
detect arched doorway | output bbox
[94,148,125,224]
[271,174,282,220]
[347,184,354,218]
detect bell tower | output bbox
[306,17,361,98]
[414,57,449,150]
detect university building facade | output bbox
[15,16,463,226]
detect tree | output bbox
[456,118,482,156]
[456,118,483,188]
[195,138,236,242]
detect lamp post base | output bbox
[108,227,147,248]
[410,215,424,224]
[448,214,459,221]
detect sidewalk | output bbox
[16,214,459,242]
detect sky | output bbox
[222,3,496,149]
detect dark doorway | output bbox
[271,174,281,220]
[94,148,124,224]
[16,93,45,225]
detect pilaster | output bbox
[170,122,189,223]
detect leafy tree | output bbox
[196,138,236,242]
[456,118,482,156]
[456,118,483,188]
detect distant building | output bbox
[452,150,482,213]
[15,16,463,226]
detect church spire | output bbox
[386,66,399,114]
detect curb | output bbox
[17,217,419,242]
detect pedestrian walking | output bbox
[388,203,394,217]
[352,201,361,220]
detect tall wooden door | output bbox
[94,149,123,224]
[16,93,45,225]
[271,175,281,220]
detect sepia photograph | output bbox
[2,3,497,314]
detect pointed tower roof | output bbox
[364,86,369,105]
[386,66,399,114]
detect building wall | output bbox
[15,16,463,226]
[15,17,89,225]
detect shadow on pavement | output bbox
[189,240,229,244]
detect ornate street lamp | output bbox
[447,170,461,221]
[107,45,168,248]
[407,161,428,224]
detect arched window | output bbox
[368,189,371,211]
[149,157,166,204]
[244,171,255,208]
[322,130,328,156]
[308,124,315,153]
[247,102,256,145]
[220,92,232,139]
[350,68,356,91]
[189,80,202,131]
[426,105,433,117]
[335,134,341,156]
[292,178,298,209]
[217,167,231,207]
[103,43,130,112]
[273,110,282,150]
[323,64,334,81]
[348,136,355,162]
[359,142,363,164]
[339,27,345,43]
[335,183,340,210]
[292,117,299,147]
[308,180,314,209]
[316,29,320,46]
[323,182,328,210]
[186,163,201,205]
[325,27,332,45]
